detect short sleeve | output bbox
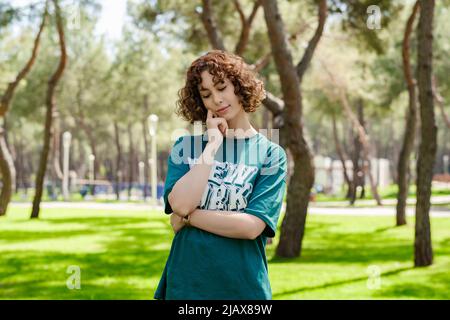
[163,136,190,214]
[244,145,287,238]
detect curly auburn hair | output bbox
[175,50,266,124]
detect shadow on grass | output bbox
[272,266,413,298]
[374,225,399,233]
[0,216,165,243]
[0,215,173,299]
[268,227,414,264]
[1,213,448,299]
[372,268,450,299]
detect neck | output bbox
[226,111,257,138]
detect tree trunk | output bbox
[432,76,450,129]
[142,121,150,199]
[341,123,354,198]
[331,112,352,197]
[142,95,150,200]
[396,1,420,226]
[75,138,87,182]
[114,121,122,200]
[127,123,134,200]
[75,120,98,195]
[262,106,271,131]
[200,0,226,51]
[31,0,67,219]
[199,0,325,257]
[12,132,24,193]
[0,3,48,216]
[264,92,287,149]
[262,0,323,258]
[357,100,367,200]
[52,116,64,181]
[88,140,97,196]
[349,109,362,204]
[0,125,16,215]
[414,0,435,267]
[322,66,382,205]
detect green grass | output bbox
[0,206,449,299]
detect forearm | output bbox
[188,209,264,240]
[169,142,219,217]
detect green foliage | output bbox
[328,0,404,54]
[2,0,449,186]
[0,2,20,29]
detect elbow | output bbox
[168,192,191,217]
[247,233,258,240]
[245,226,261,240]
[246,218,266,240]
[246,231,261,240]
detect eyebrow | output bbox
[199,80,225,92]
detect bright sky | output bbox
[9,0,128,40]
[95,0,127,40]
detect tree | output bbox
[396,1,420,226]
[414,0,436,267]
[31,0,67,219]
[0,1,48,216]
[188,0,326,257]
[262,0,326,257]
[320,61,383,206]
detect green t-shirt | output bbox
[154,132,287,300]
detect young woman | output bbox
[154,50,287,300]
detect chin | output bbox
[223,113,237,122]
[223,107,238,119]
[222,113,233,120]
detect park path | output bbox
[311,195,450,207]
[10,195,449,217]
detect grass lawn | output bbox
[0,206,449,300]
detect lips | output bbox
[217,105,230,113]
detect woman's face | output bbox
[198,70,244,121]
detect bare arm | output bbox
[168,141,220,217]
[168,109,228,217]
[188,209,266,240]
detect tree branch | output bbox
[402,1,420,91]
[0,1,48,116]
[198,0,284,124]
[233,0,246,25]
[233,0,262,55]
[295,0,327,83]
[250,51,271,73]
[433,76,450,129]
[200,0,226,50]
[262,91,284,115]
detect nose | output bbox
[212,92,223,106]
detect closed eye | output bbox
[201,86,227,99]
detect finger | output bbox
[219,120,228,135]
[207,109,213,120]
[220,119,228,131]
